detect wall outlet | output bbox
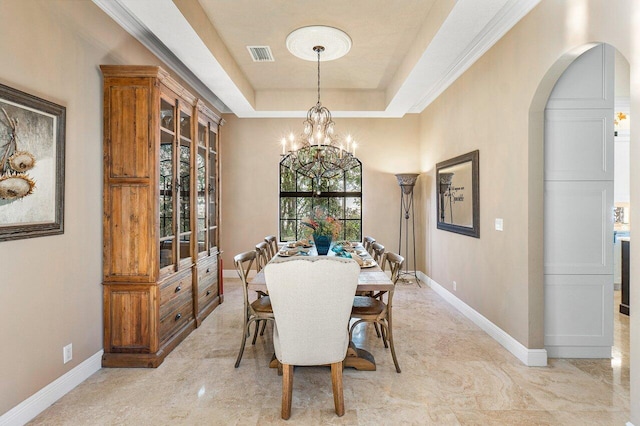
[495,218,504,231]
[453,281,457,291]
[63,343,72,364]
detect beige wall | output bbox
[418,0,638,422]
[0,0,166,416]
[2,0,639,424]
[219,115,423,271]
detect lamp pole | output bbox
[395,173,421,286]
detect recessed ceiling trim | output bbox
[406,0,542,113]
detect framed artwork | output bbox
[436,150,479,238]
[0,83,65,241]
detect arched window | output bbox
[279,159,362,242]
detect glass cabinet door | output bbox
[159,98,175,270]
[196,122,207,256]
[177,107,192,263]
[207,126,218,252]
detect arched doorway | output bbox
[529,44,628,357]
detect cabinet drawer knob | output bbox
[206,268,210,273]
[206,290,211,296]
[174,313,182,321]
[175,285,182,293]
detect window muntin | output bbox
[279,160,362,242]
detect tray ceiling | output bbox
[93,0,540,118]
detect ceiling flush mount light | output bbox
[281,26,359,195]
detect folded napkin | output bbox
[279,248,310,256]
[350,253,363,266]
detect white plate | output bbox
[361,262,376,268]
[278,252,293,257]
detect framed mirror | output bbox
[436,150,479,238]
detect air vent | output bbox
[247,46,274,62]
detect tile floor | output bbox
[30,278,630,425]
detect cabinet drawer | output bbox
[160,272,192,305]
[160,298,194,342]
[160,283,192,321]
[198,277,218,312]
[197,257,217,283]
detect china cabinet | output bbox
[100,65,223,367]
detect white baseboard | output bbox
[418,271,547,367]
[0,350,103,426]
[546,345,612,359]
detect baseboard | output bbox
[545,345,612,359]
[0,350,103,426]
[418,271,547,367]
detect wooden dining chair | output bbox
[371,242,385,264]
[265,235,279,259]
[255,241,270,272]
[265,257,360,419]
[234,250,274,368]
[363,236,376,255]
[254,241,272,339]
[349,251,404,373]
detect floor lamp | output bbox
[395,173,421,286]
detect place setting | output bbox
[331,242,376,268]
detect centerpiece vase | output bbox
[313,233,332,255]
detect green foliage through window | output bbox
[279,159,362,242]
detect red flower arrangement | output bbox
[301,207,342,239]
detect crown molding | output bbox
[408,0,541,113]
[92,0,230,114]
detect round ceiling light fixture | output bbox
[286,25,352,61]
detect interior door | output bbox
[544,43,615,358]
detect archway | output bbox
[528,41,631,362]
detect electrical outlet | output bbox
[453,281,457,291]
[63,343,72,364]
[495,218,504,231]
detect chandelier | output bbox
[280,33,360,193]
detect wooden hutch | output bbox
[100,65,223,367]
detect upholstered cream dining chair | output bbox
[350,251,404,373]
[234,250,274,368]
[264,257,360,419]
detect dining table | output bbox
[248,241,394,371]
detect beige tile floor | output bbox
[30,279,630,425]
